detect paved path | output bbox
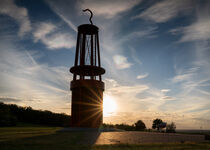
[81,131,206,144]
[59,128,207,144]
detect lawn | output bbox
[0,127,210,150]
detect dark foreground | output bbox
[0,127,210,150]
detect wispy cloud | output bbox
[78,0,142,18]
[103,78,202,129]
[56,12,77,32]
[129,46,142,65]
[33,22,56,42]
[46,0,77,32]
[105,78,177,113]
[0,97,22,103]
[0,39,71,113]
[104,78,150,113]
[33,22,75,50]
[168,53,210,128]
[170,1,210,43]
[170,18,210,42]
[172,67,199,83]
[0,0,31,36]
[169,3,210,116]
[40,32,75,49]
[136,73,148,79]
[120,26,158,44]
[169,4,210,113]
[135,0,192,23]
[161,89,170,93]
[113,55,133,69]
[172,72,193,83]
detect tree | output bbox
[0,102,71,127]
[115,123,135,131]
[166,122,176,133]
[0,102,17,126]
[135,120,146,131]
[152,118,163,130]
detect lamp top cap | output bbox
[78,24,98,34]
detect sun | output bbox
[103,95,117,117]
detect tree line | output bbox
[0,102,70,127]
[0,102,176,132]
[102,120,146,131]
[103,118,176,133]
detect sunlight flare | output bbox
[103,95,117,117]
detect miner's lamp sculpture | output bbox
[70,9,105,128]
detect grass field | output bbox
[0,127,210,150]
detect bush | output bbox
[166,122,176,133]
[135,120,146,131]
[152,118,163,130]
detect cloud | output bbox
[136,0,192,23]
[104,78,150,113]
[120,26,158,44]
[33,22,75,50]
[78,0,142,18]
[171,67,199,83]
[0,97,21,103]
[109,84,148,96]
[41,33,75,49]
[113,55,133,69]
[168,4,210,123]
[171,63,210,98]
[161,96,174,100]
[103,79,205,129]
[161,89,170,93]
[172,73,193,83]
[55,12,77,32]
[136,73,148,79]
[168,1,210,43]
[33,22,56,42]
[0,0,31,36]
[104,78,149,97]
[128,26,158,38]
[168,46,210,128]
[104,78,175,113]
[46,0,143,80]
[170,18,210,42]
[46,1,77,32]
[0,39,71,114]
[129,46,142,65]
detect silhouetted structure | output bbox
[70,9,105,128]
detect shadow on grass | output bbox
[0,128,101,150]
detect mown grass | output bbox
[0,127,61,141]
[0,127,210,150]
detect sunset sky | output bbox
[0,0,210,129]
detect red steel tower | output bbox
[70,9,105,128]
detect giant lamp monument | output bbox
[70,9,105,128]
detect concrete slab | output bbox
[58,129,207,144]
[94,131,206,144]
